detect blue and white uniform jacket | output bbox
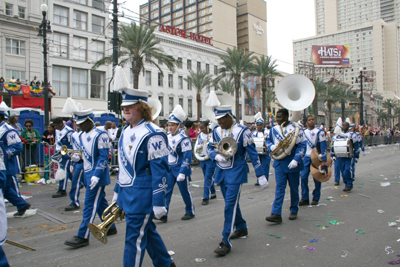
[304,127,327,161]
[265,122,307,172]
[71,131,83,164]
[355,132,365,152]
[330,131,360,158]
[196,132,211,159]
[79,126,110,187]
[252,128,270,139]
[0,122,22,176]
[54,124,74,168]
[207,123,265,184]
[115,120,169,214]
[168,132,192,177]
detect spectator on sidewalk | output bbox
[21,119,42,166]
[42,123,56,180]
[9,116,23,135]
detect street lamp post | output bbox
[38,3,52,128]
[358,67,364,126]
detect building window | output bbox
[90,71,104,99]
[54,6,69,26]
[187,82,192,90]
[73,36,87,61]
[73,11,87,30]
[206,64,210,74]
[163,0,170,6]
[72,68,87,98]
[5,70,25,83]
[146,71,152,85]
[92,0,104,10]
[178,76,183,89]
[153,13,159,19]
[177,57,183,68]
[5,3,13,16]
[175,3,183,10]
[152,3,159,10]
[52,66,69,96]
[53,33,68,58]
[188,99,192,117]
[90,41,104,62]
[197,61,201,71]
[179,98,183,107]
[187,59,192,70]
[169,97,174,113]
[209,7,212,12]
[168,74,173,88]
[6,39,25,55]
[92,15,105,33]
[73,0,87,4]
[158,72,163,86]
[18,6,25,18]
[159,96,164,116]
[163,8,170,14]
[214,65,218,75]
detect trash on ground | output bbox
[381,182,391,187]
[377,209,385,214]
[192,184,200,188]
[355,229,366,234]
[195,258,206,263]
[341,250,349,258]
[35,178,46,184]
[307,247,315,252]
[328,220,343,225]
[168,251,175,256]
[389,222,398,227]
[310,239,318,243]
[248,197,254,199]
[49,226,67,232]
[324,213,333,218]
[268,233,281,239]
[341,195,348,198]
[386,246,394,254]
[50,204,56,207]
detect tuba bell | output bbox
[217,136,237,160]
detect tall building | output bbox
[139,0,267,55]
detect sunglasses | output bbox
[26,125,32,127]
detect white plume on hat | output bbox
[62,98,78,114]
[205,91,221,107]
[254,112,262,121]
[0,101,9,110]
[170,105,186,123]
[113,66,130,92]
[76,102,83,112]
[334,117,343,136]
[345,118,351,124]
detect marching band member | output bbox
[265,108,306,223]
[207,105,267,256]
[113,88,175,267]
[0,141,9,266]
[349,124,365,181]
[52,117,74,198]
[299,115,327,206]
[197,120,217,205]
[0,105,31,217]
[252,112,271,185]
[64,109,116,248]
[163,105,195,222]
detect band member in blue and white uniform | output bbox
[299,115,327,206]
[0,105,31,217]
[52,117,74,198]
[349,124,365,181]
[207,105,268,256]
[265,108,306,223]
[112,87,175,267]
[0,125,10,267]
[252,112,271,185]
[196,120,217,206]
[162,105,195,222]
[64,109,116,248]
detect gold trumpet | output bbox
[88,201,125,244]
[61,145,82,158]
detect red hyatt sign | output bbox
[159,24,213,46]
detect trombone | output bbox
[61,145,82,158]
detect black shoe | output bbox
[52,190,67,198]
[214,241,231,256]
[202,199,209,205]
[181,214,195,220]
[65,204,80,211]
[311,199,319,206]
[155,215,168,223]
[265,214,282,223]
[168,262,176,267]
[289,212,297,220]
[14,204,31,217]
[210,194,217,199]
[80,184,85,189]
[230,228,248,239]
[299,199,309,206]
[64,236,89,248]
[343,186,353,192]
[107,227,117,236]
[254,182,260,186]
[334,182,340,186]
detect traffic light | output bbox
[107,91,122,113]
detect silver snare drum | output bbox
[332,138,354,158]
[253,137,267,155]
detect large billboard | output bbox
[312,45,350,67]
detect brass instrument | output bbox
[88,201,125,244]
[61,145,82,158]
[269,122,300,160]
[194,139,209,161]
[217,137,237,160]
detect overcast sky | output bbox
[124,0,316,74]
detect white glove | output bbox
[318,154,323,161]
[112,192,118,203]
[177,173,186,182]
[332,156,337,162]
[258,175,268,190]
[270,145,277,151]
[153,206,167,219]
[288,159,298,169]
[363,151,366,156]
[196,145,202,150]
[71,154,80,163]
[69,165,74,173]
[215,154,228,163]
[89,176,100,190]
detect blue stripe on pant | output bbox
[123,213,172,267]
[165,172,194,216]
[200,160,216,199]
[4,175,29,210]
[259,155,271,181]
[271,165,300,216]
[219,179,246,248]
[0,246,10,267]
[77,186,115,239]
[69,163,84,207]
[300,156,321,201]
[334,157,353,187]
[58,160,72,191]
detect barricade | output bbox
[20,142,57,181]
[109,140,119,173]
[362,135,398,146]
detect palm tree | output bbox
[184,69,214,122]
[320,83,339,129]
[92,23,175,89]
[382,99,397,128]
[218,47,256,121]
[217,78,235,96]
[249,55,282,121]
[374,109,388,126]
[312,77,327,121]
[336,85,359,121]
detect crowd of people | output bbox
[0,76,51,87]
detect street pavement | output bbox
[3,144,400,267]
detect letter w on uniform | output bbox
[9,134,16,140]
[152,141,163,150]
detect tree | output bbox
[320,83,339,129]
[374,109,388,126]
[218,47,256,121]
[394,106,400,127]
[92,23,175,89]
[264,90,276,111]
[184,69,214,122]
[217,78,235,95]
[249,55,282,121]
[336,85,359,122]
[382,99,397,128]
[312,77,327,121]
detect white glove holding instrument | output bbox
[71,154,80,163]
[258,175,268,190]
[112,192,118,203]
[153,206,167,219]
[89,176,100,190]
[215,154,228,163]
[332,156,337,162]
[288,160,298,169]
[177,173,186,182]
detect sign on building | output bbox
[312,45,350,67]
